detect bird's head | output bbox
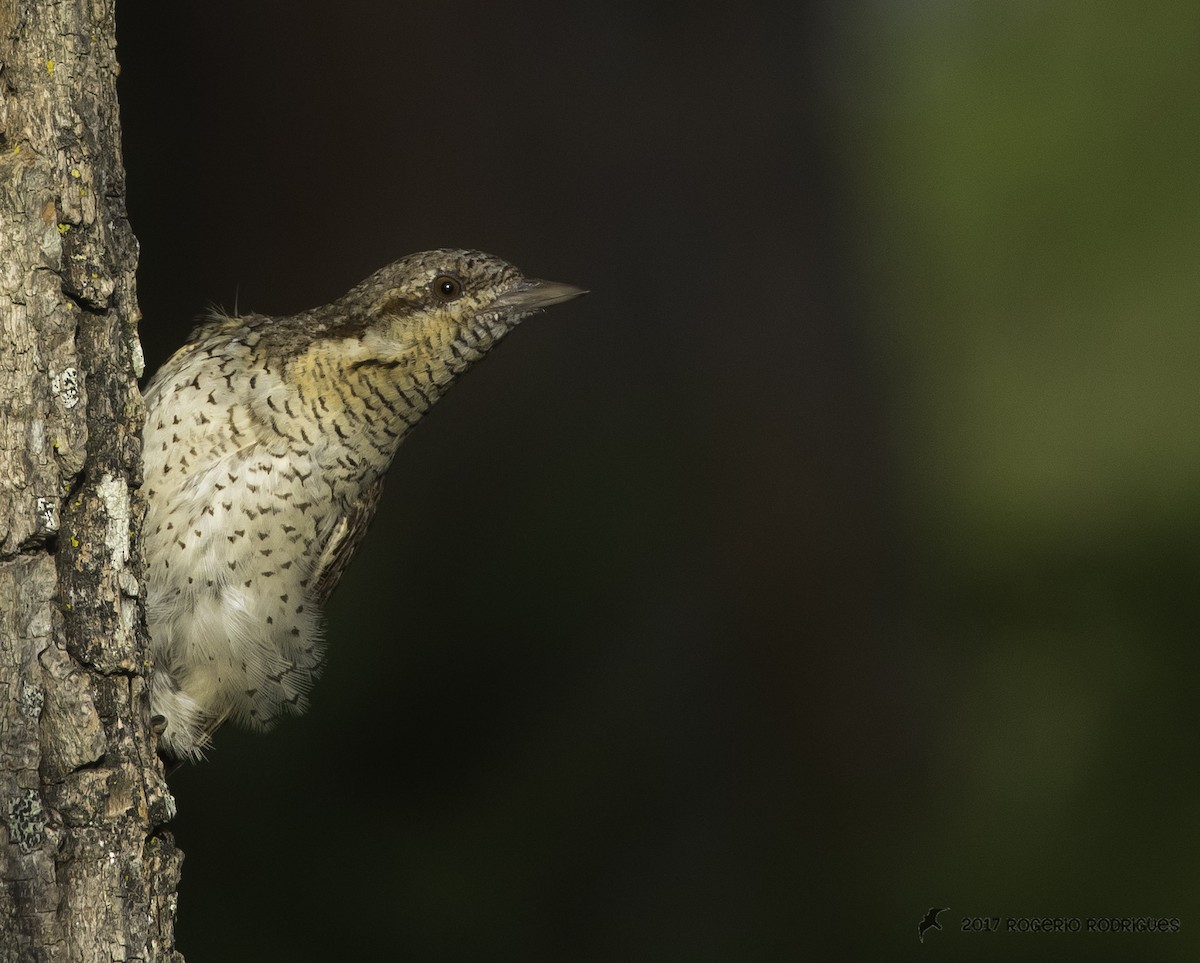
[324,249,586,368]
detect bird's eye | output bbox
[432,275,463,302]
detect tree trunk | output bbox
[0,1,182,960]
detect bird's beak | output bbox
[492,278,588,312]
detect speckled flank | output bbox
[142,249,585,760]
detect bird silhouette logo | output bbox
[918,907,948,943]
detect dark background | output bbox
[116,2,1199,960]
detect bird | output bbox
[918,907,948,943]
[140,249,585,762]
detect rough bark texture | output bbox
[0,1,182,960]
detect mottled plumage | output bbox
[143,249,584,761]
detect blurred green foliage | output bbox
[832,3,1200,959]
[844,0,1200,552]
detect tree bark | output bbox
[0,1,182,960]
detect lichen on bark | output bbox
[0,1,183,959]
